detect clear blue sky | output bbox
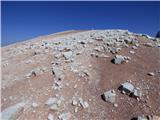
[1,1,160,46]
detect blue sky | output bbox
[1,1,160,46]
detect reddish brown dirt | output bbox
[1,32,160,120]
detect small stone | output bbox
[63,51,73,60]
[79,98,89,109]
[135,43,139,47]
[94,46,103,52]
[130,50,135,54]
[58,112,71,120]
[55,81,62,87]
[88,64,92,68]
[136,116,148,120]
[112,55,125,64]
[66,83,69,86]
[45,98,58,106]
[50,104,59,111]
[103,90,116,103]
[145,43,153,47]
[136,115,160,120]
[48,113,54,120]
[95,38,103,41]
[76,51,82,55]
[90,53,96,57]
[133,88,142,98]
[78,41,86,44]
[120,82,134,94]
[52,67,63,80]
[54,54,62,59]
[72,99,78,106]
[148,72,155,76]
[124,39,133,44]
[32,102,38,108]
[110,47,120,54]
[83,101,89,108]
[74,84,77,89]
[9,96,13,100]
[132,46,138,49]
[113,103,118,107]
[74,107,78,113]
[148,115,160,120]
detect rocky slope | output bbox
[1,30,160,120]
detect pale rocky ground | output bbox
[1,30,160,120]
